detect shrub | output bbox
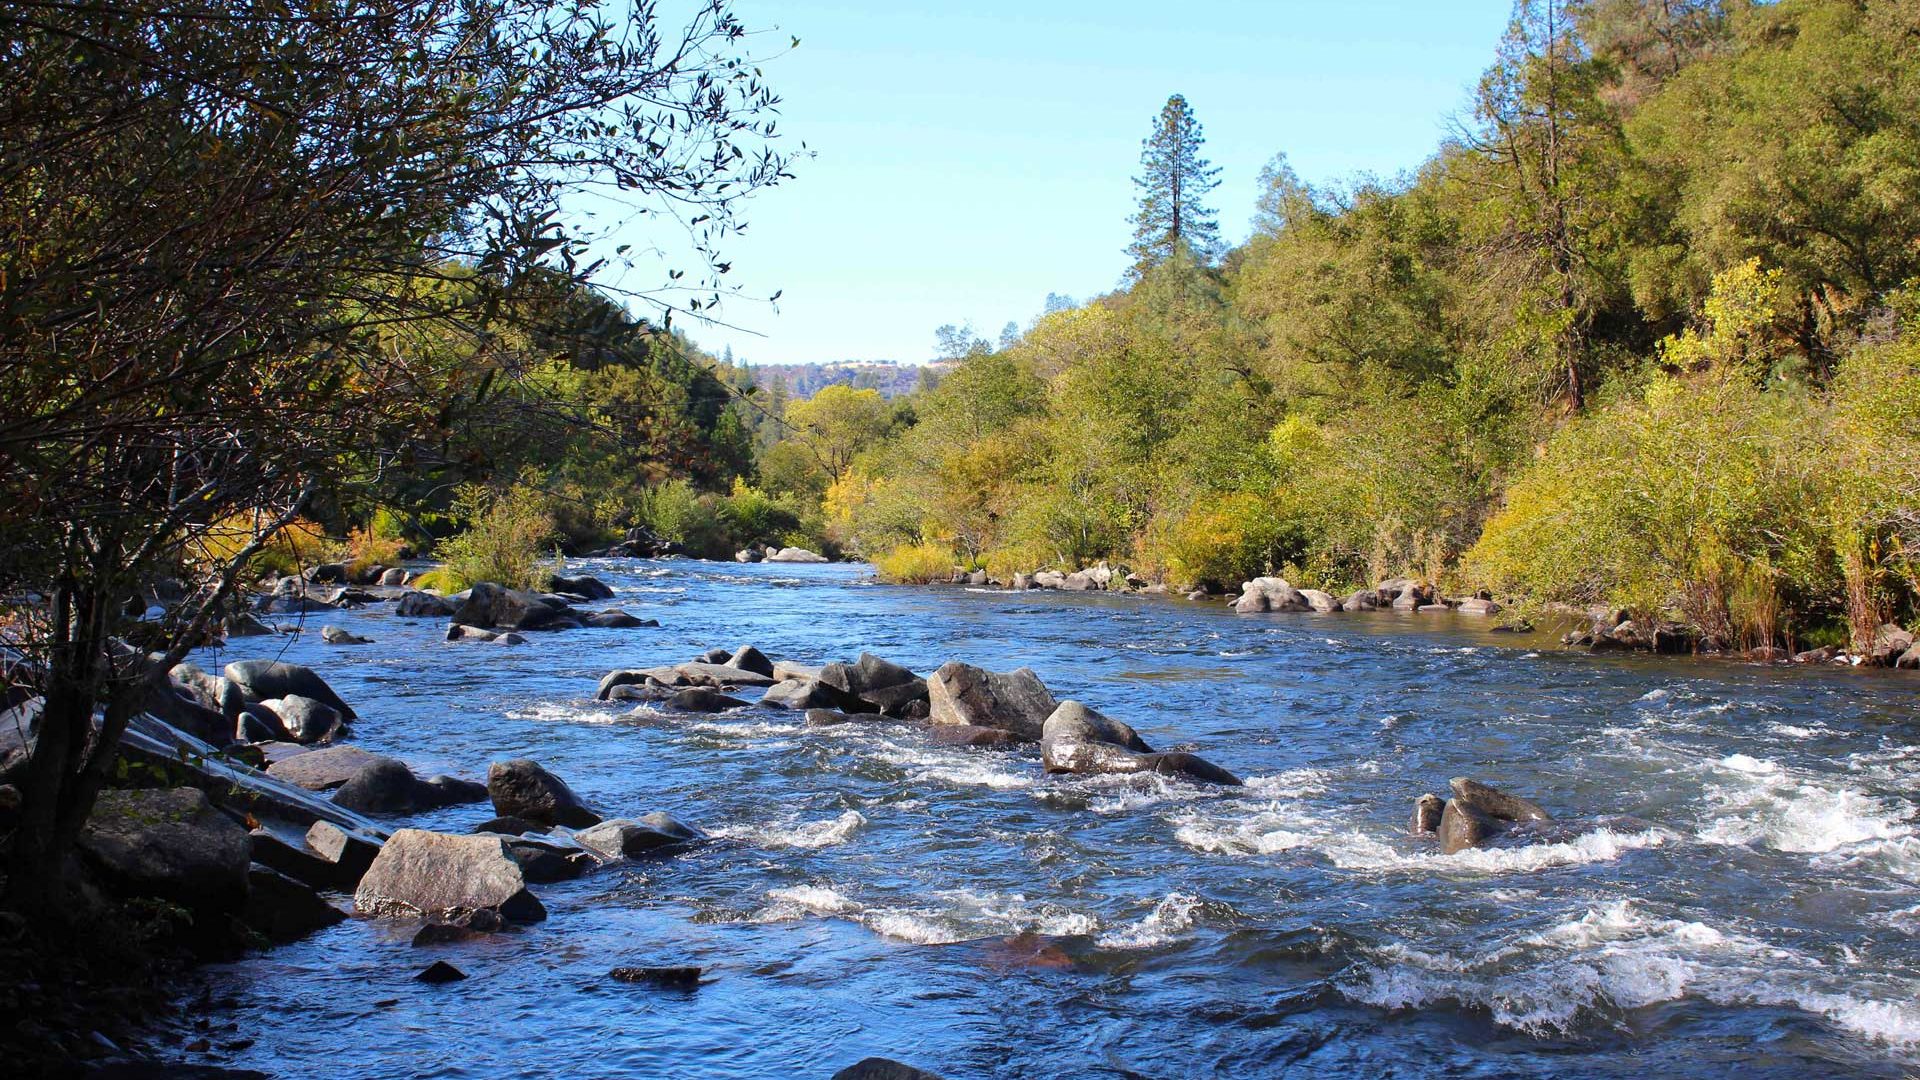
[192,514,331,579]
[434,483,558,592]
[343,524,406,580]
[1155,492,1304,592]
[873,542,958,584]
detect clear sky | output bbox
[614,1,1515,367]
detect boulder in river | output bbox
[586,610,657,629]
[663,688,750,713]
[832,1058,947,1080]
[396,590,455,617]
[819,653,926,716]
[1040,701,1151,754]
[574,813,701,859]
[1454,597,1503,616]
[726,645,776,677]
[267,744,383,791]
[331,757,438,815]
[487,758,601,828]
[549,574,614,601]
[760,678,856,711]
[1411,793,1445,834]
[1436,777,1553,854]
[1339,589,1380,612]
[766,547,829,563]
[379,567,409,586]
[927,661,1059,742]
[224,659,357,719]
[1298,589,1338,613]
[447,624,499,642]
[353,828,546,923]
[320,625,373,645]
[735,548,764,563]
[78,787,251,914]
[596,667,680,700]
[1234,577,1310,614]
[258,694,344,744]
[451,581,574,632]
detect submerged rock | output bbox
[609,965,702,987]
[663,688,750,713]
[415,960,468,984]
[354,829,546,923]
[832,1058,947,1080]
[586,610,657,629]
[927,661,1058,742]
[487,759,601,829]
[319,625,372,645]
[575,813,701,859]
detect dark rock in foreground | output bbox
[416,960,467,984]
[609,965,701,987]
[78,788,251,914]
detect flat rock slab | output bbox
[267,745,384,791]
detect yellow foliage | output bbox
[872,542,957,585]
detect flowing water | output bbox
[172,560,1920,1078]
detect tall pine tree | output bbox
[1127,94,1222,277]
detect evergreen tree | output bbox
[1127,94,1222,277]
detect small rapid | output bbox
[170,560,1920,1078]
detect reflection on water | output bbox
[174,560,1920,1078]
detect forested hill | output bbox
[739,0,1920,660]
[741,360,933,400]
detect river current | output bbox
[176,559,1920,1078]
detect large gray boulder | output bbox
[766,547,829,563]
[223,659,356,719]
[927,661,1058,742]
[451,581,573,631]
[1234,577,1310,614]
[1339,589,1380,612]
[170,663,246,721]
[77,788,251,913]
[1437,778,1553,854]
[1297,589,1338,613]
[760,679,856,711]
[597,668,679,700]
[549,574,614,601]
[1039,701,1150,755]
[267,744,384,791]
[332,757,437,815]
[819,653,926,716]
[257,694,344,744]
[487,759,601,828]
[725,645,776,677]
[663,688,750,713]
[353,829,546,923]
[395,590,455,617]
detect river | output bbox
[175,559,1920,1078]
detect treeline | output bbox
[750,0,1920,655]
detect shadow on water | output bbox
[173,559,1920,1078]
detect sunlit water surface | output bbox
[170,560,1920,1078]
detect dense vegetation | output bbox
[752,0,1920,654]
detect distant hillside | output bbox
[742,359,940,400]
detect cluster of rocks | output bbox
[230,571,656,648]
[1409,778,1554,854]
[597,647,1243,787]
[736,544,831,563]
[948,561,1163,595]
[1230,576,1503,617]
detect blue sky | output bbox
[611,1,1515,366]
